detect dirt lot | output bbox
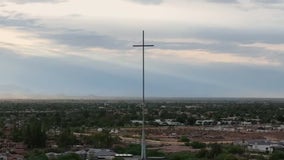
[119,126,284,153]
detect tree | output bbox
[179,136,190,143]
[270,151,284,160]
[227,145,245,155]
[24,119,47,148]
[176,114,187,123]
[187,117,197,125]
[167,152,195,160]
[57,153,82,160]
[113,158,125,160]
[11,126,24,142]
[125,144,141,155]
[276,115,284,122]
[57,128,77,148]
[84,130,119,148]
[196,149,209,158]
[27,154,48,160]
[148,149,165,157]
[27,150,48,160]
[215,153,238,160]
[190,141,206,149]
[207,143,223,158]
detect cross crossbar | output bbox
[133,45,154,47]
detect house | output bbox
[165,119,184,126]
[0,154,7,160]
[96,149,116,159]
[115,154,133,158]
[46,152,60,159]
[131,120,143,125]
[154,119,165,126]
[87,149,116,160]
[247,140,274,153]
[238,140,284,153]
[195,120,214,126]
[241,121,252,126]
[75,150,87,159]
[148,157,167,160]
[115,154,134,159]
[277,125,284,131]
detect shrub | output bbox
[179,136,190,143]
[227,145,245,154]
[190,141,206,149]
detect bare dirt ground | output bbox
[119,126,284,153]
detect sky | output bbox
[1,0,284,98]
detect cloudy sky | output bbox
[1,0,284,98]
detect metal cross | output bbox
[133,30,154,160]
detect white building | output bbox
[87,149,116,160]
[195,120,214,126]
[241,121,252,126]
[244,140,284,153]
[0,154,7,160]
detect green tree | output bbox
[196,149,209,158]
[167,152,195,160]
[24,119,47,148]
[27,154,48,160]
[215,153,238,160]
[113,158,125,160]
[253,155,266,160]
[57,153,82,160]
[11,126,24,142]
[176,114,187,123]
[227,145,245,155]
[148,149,165,157]
[179,136,190,143]
[270,151,284,160]
[84,130,119,148]
[122,144,140,155]
[190,141,206,149]
[57,128,77,148]
[207,143,222,159]
[27,150,48,160]
[187,117,197,125]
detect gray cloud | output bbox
[0,0,65,4]
[128,0,164,5]
[0,14,129,50]
[206,0,284,4]
[1,13,283,63]
[190,27,284,44]
[253,0,284,3]
[155,41,272,56]
[1,11,283,62]
[151,26,284,61]
[0,14,38,28]
[43,29,129,50]
[206,0,239,3]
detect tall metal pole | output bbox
[141,30,146,160]
[133,31,154,160]
[143,30,145,105]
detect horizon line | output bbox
[1,96,284,101]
